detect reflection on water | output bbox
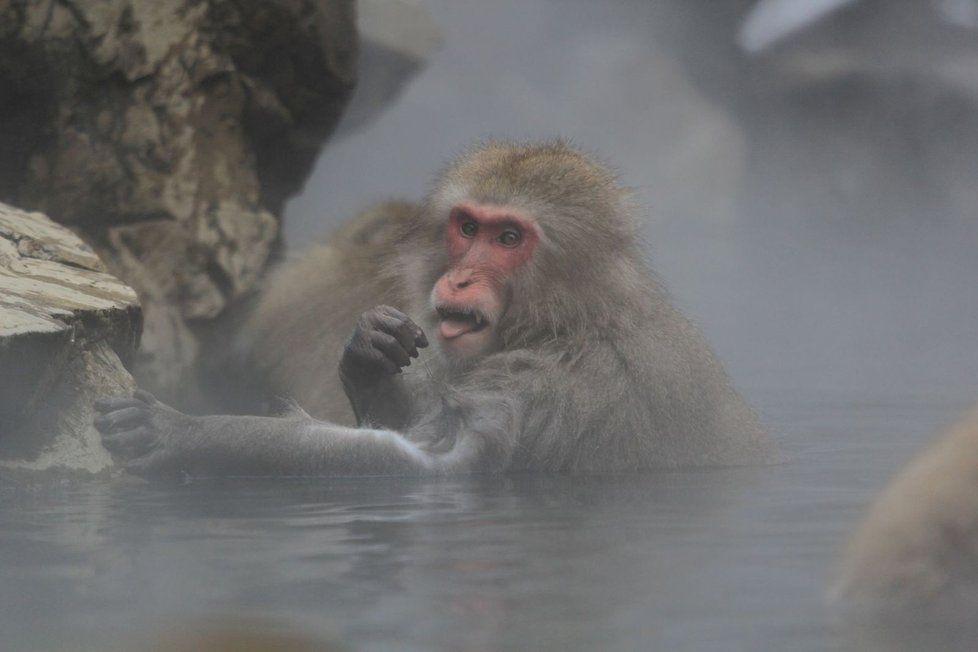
[89,619,347,652]
[0,392,971,652]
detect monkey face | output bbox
[430,202,539,360]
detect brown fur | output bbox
[833,403,978,620]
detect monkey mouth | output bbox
[436,305,490,340]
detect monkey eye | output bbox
[497,229,522,248]
[459,219,478,238]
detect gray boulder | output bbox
[0,0,357,408]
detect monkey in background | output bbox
[95,140,776,477]
[833,403,978,624]
[226,200,420,424]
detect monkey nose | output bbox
[450,270,474,290]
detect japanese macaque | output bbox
[95,141,775,478]
[833,403,978,622]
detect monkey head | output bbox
[412,140,640,363]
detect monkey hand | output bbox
[94,389,195,477]
[339,305,428,391]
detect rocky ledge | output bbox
[0,203,140,474]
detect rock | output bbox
[0,0,357,408]
[0,202,140,474]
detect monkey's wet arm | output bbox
[339,305,428,428]
[94,390,513,478]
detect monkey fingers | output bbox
[343,306,429,386]
[95,400,156,457]
[93,389,157,415]
[94,405,150,433]
[374,330,423,368]
[94,391,168,459]
[132,388,159,405]
[102,426,158,458]
[94,397,145,414]
[370,306,428,355]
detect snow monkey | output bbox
[833,403,978,623]
[95,141,775,477]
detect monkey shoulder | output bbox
[835,407,978,613]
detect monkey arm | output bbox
[169,415,439,477]
[95,390,515,478]
[340,375,417,430]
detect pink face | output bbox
[431,201,539,359]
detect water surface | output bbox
[0,386,973,652]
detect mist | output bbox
[287,0,978,409]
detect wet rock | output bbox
[0,203,140,474]
[0,0,357,408]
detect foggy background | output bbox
[286,0,978,422]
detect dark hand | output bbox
[339,305,428,391]
[94,389,193,477]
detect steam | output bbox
[737,0,857,52]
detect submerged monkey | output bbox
[225,199,420,423]
[833,403,978,622]
[95,141,776,477]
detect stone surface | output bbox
[0,0,357,408]
[0,202,141,474]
